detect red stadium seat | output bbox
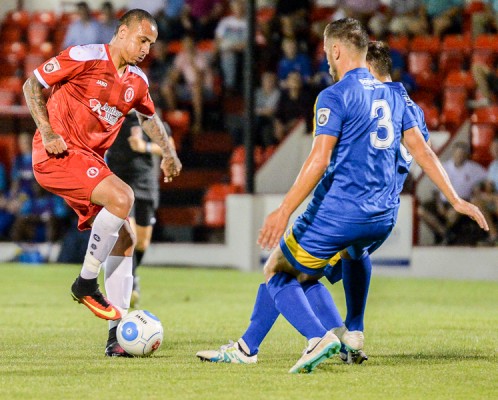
[441,87,468,131]
[410,35,441,55]
[0,134,18,173]
[0,89,16,106]
[229,146,265,189]
[472,34,498,67]
[438,35,469,76]
[471,123,496,166]
[31,11,57,28]
[418,103,440,131]
[444,70,476,92]
[471,106,498,124]
[310,6,335,22]
[441,34,472,55]
[162,110,191,151]
[387,35,410,55]
[23,54,46,78]
[408,51,433,77]
[27,22,51,48]
[415,71,439,91]
[0,26,23,43]
[257,7,275,23]
[203,183,241,228]
[0,76,23,96]
[3,10,30,30]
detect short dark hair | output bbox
[323,18,369,51]
[115,9,157,36]
[367,41,392,77]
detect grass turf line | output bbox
[0,263,496,400]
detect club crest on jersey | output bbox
[317,108,331,126]
[87,167,99,178]
[43,58,61,74]
[124,87,134,102]
[89,99,123,125]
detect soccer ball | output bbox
[117,310,164,357]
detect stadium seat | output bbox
[444,70,476,92]
[310,6,335,22]
[463,1,487,33]
[156,206,203,227]
[256,7,275,24]
[441,87,468,130]
[197,39,215,53]
[408,51,433,77]
[387,35,410,55]
[439,34,470,76]
[3,10,30,30]
[471,106,498,124]
[418,103,440,131]
[31,10,57,28]
[0,133,18,173]
[438,51,466,77]
[0,26,23,43]
[27,22,51,48]
[470,123,496,166]
[472,34,498,66]
[23,54,45,78]
[410,35,441,55]
[0,76,23,96]
[229,146,265,189]
[0,89,16,106]
[203,183,241,228]
[162,110,191,151]
[167,40,182,54]
[415,71,440,91]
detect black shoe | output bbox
[105,341,133,358]
[71,277,121,320]
[339,345,368,364]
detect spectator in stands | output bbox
[332,0,382,36]
[254,71,281,147]
[312,50,334,90]
[0,161,14,240]
[418,142,488,245]
[471,0,498,38]
[273,71,315,143]
[157,0,186,40]
[468,62,498,109]
[386,0,429,37]
[183,0,225,39]
[11,132,35,198]
[277,38,313,86]
[472,138,498,245]
[422,0,465,38]
[215,0,247,94]
[390,49,417,93]
[161,33,216,134]
[98,1,119,43]
[147,40,170,106]
[63,1,101,48]
[11,181,68,245]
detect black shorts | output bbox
[130,199,157,227]
[486,72,498,96]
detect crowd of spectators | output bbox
[0,0,497,249]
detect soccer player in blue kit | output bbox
[197,21,489,373]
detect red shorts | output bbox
[33,150,114,230]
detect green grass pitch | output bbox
[0,263,496,400]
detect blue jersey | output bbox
[385,82,431,196]
[311,68,417,223]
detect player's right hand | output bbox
[42,132,67,155]
[453,198,489,231]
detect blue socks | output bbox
[342,252,371,331]
[301,280,343,330]
[266,272,327,340]
[241,284,280,356]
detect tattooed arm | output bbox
[22,76,67,155]
[137,112,182,182]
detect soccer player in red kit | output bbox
[22,9,182,356]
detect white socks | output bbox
[104,255,133,323]
[80,208,125,280]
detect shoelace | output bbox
[90,289,111,307]
[219,340,236,352]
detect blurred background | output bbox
[0,0,497,273]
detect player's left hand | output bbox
[160,154,182,183]
[257,208,289,250]
[453,198,489,231]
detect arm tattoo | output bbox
[22,76,55,139]
[139,113,177,157]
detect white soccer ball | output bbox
[117,310,163,357]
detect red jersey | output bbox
[32,44,155,164]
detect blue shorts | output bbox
[280,212,395,275]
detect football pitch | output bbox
[1,263,496,400]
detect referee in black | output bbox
[107,111,172,307]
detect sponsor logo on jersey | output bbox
[317,108,331,126]
[89,99,123,125]
[96,79,108,87]
[42,58,61,74]
[124,87,134,102]
[402,94,414,107]
[87,167,99,178]
[359,78,384,90]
